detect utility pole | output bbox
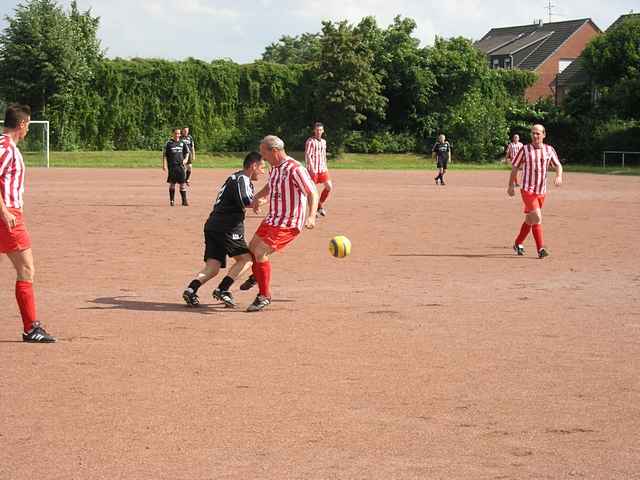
[546,0,556,23]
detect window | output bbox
[558,59,573,73]
[492,58,500,69]
[504,57,512,69]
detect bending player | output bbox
[182,152,266,307]
[304,122,332,217]
[1,104,55,342]
[246,135,319,312]
[508,124,563,258]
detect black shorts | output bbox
[167,166,186,184]
[204,229,249,267]
[437,159,449,170]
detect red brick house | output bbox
[475,18,602,102]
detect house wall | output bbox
[525,22,600,102]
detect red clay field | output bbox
[1,168,639,479]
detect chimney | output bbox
[538,19,544,27]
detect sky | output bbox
[0,0,637,63]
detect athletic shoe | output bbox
[317,207,327,217]
[538,248,549,259]
[239,275,257,291]
[213,288,236,308]
[434,177,439,185]
[513,244,525,256]
[170,200,175,206]
[246,295,271,312]
[182,201,189,207]
[440,180,446,185]
[22,323,56,343]
[182,289,200,307]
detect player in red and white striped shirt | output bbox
[1,104,55,342]
[246,135,319,312]
[507,124,563,259]
[505,133,523,187]
[304,122,332,216]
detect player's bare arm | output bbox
[554,163,564,186]
[162,152,167,171]
[0,195,16,229]
[507,165,519,196]
[305,186,319,229]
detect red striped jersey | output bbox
[0,134,26,209]
[304,136,327,174]
[264,156,315,230]
[506,141,523,164]
[513,144,561,195]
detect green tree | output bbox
[581,17,640,119]
[0,0,102,147]
[314,19,387,150]
[261,33,321,64]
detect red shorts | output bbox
[309,171,330,184]
[0,208,32,254]
[521,190,545,213]
[255,222,300,252]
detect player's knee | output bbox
[526,210,541,224]
[18,263,35,281]
[325,181,333,191]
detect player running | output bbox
[1,104,55,342]
[182,152,266,308]
[162,128,190,206]
[506,133,524,187]
[432,134,451,185]
[245,135,319,312]
[181,126,195,186]
[304,122,332,217]
[508,124,563,259]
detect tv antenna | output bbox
[545,0,556,23]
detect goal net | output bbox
[0,120,50,167]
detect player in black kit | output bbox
[432,133,452,186]
[182,152,266,308]
[181,126,195,185]
[162,127,190,205]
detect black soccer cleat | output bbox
[213,288,236,308]
[513,244,525,256]
[246,295,271,312]
[182,289,200,307]
[170,200,175,206]
[239,275,257,291]
[317,207,327,217]
[538,248,549,259]
[22,323,56,343]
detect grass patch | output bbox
[22,150,640,175]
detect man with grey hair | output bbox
[245,135,319,312]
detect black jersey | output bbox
[204,170,254,233]
[432,141,451,162]
[182,135,195,153]
[164,139,189,169]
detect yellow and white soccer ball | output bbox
[329,235,351,258]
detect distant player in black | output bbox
[162,128,190,206]
[181,126,195,185]
[182,152,266,308]
[432,134,452,185]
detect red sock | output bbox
[252,260,272,298]
[319,188,330,206]
[515,222,531,246]
[15,281,36,332]
[532,224,544,251]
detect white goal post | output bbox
[602,150,640,168]
[0,120,50,168]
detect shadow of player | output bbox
[390,253,536,260]
[84,296,219,314]
[83,296,295,314]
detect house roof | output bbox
[475,18,600,70]
[556,13,640,87]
